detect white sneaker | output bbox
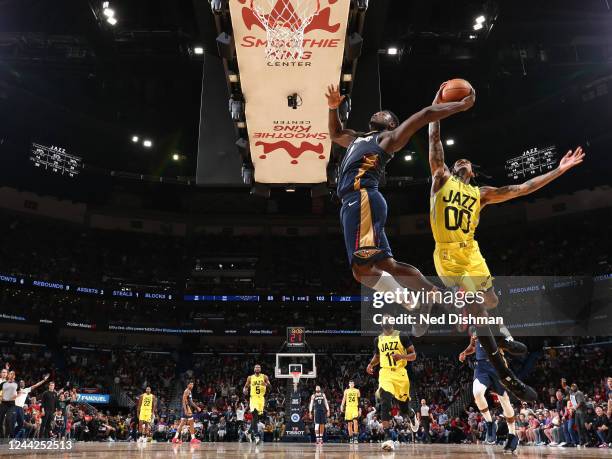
[255,436,260,445]
[382,440,395,451]
[549,442,558,446]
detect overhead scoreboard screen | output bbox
[505,146,557,180]
[30,143,82,177]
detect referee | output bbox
[418,399,433,443]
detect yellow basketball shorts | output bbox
[139,411,152,423]
[344,406,359,421]
[433,240,493,292]
[378,367,410,402]
[250,396,265,413]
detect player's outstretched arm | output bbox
[428,84,451,195]
[480,147,584,207]
[326,84,358,148]
[380,89,475,154]
[459,336,477,362]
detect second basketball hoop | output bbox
[249,0,321,62]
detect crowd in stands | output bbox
[0,338,610,448]
[0,207,610,296]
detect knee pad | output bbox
[379,389,393,421]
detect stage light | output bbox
[103,7,115,17]
[193,46,204,55]
[172,154,180,161]
[107,17,118,25]
[469,34,477,40]
[387,47,398,55]
[286,186,296,193]
[475,15,485,24]
[404,154,412,161]
[446,139,455,146]
[131,135,139,143]
[143,139,153,148]
[102,1,109,8]
[473,22,483,31]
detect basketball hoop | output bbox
[290,370,302,390]
[249,0,321,62]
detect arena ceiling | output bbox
[0,0,607,198]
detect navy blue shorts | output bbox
[474,361,507,396]
[314,410,327,425]
[340,188,393,266]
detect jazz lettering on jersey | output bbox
[379,341,399,352]
[441,189,476,234]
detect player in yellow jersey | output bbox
[366,318,418,451]
[428,85,585,403]
[340,380,361,444]
[136,386,156,443]
[243,364,271,445]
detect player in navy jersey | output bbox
[326,84,474,333]
[460,329,519,453]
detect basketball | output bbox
[440,78,473,102]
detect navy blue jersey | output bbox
[312,393,326,412]
[337,133,392,199]
[475,340,488,361]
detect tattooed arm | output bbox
[480,147,584,207]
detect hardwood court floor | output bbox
[2,441,612,458]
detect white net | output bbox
[249,0,321,62]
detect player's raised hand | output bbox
[325,84,345,109]
[460,87,476,111]
[558,147,585,173]
[433,82,447,104]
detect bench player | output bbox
[243,364,271,445]
[340,380,360,444]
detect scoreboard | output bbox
[505,146,557,180]
[287,326,305,347]
[30,143,82,177]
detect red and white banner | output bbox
[229,0,351,183]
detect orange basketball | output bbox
[440,78,473,102]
